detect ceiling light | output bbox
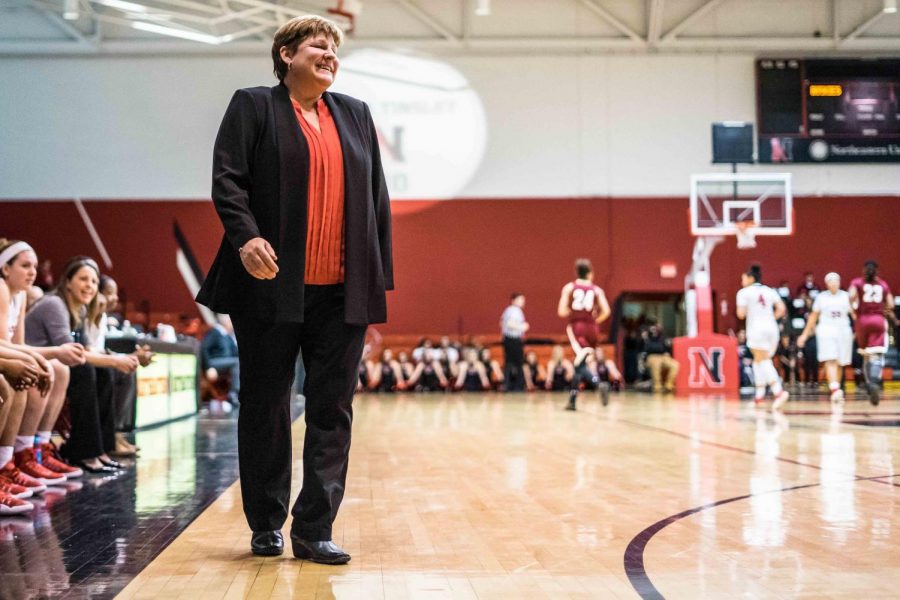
[474,0,490,17]
[93,0,149,13]
[131,21,221,44]
[885,0,898,14]
[63,0,79,20]
[124,13,172,21]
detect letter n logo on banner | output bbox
[688,347,725,387]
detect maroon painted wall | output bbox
[2,197,897,336]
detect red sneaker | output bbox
[0,489,33,515]
[0,461,46,494]
[0,475,32,499]
[40,444,83,478]
[14,449,66,486]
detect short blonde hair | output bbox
[272,15,344,82]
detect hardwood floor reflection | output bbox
[0,399,303,600]
[114,391,900,599]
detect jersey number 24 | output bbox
[572,288,595,311]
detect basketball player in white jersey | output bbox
[736,265,789,410]
[797,273,854,405]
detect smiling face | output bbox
[66,266,99,308]
[2,250,38,293]
[102,278,119,312]
[282,32,339,93]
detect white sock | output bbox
[764,360,783,395]
[829,381,840,392]
[37,431,51,445]
[13,435,33,454]
[0,446,12,466]
[752,363,766,399]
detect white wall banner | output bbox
[334,50,488,200]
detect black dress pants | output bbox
[502,336,525,391]
[231,285,366,540]
[64,365,116,461]
[112,370,137,432]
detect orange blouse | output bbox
[293,97,345,285]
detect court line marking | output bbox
[621,473,899,600]
[613,415,900,488]
[576,403,898,598]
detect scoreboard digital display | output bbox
[756,58,900,163]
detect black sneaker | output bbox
[565,392,577,411]
[599,383,610,407]
[868,384,880,406]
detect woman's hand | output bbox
[28,351,53,376]
[26,350,53,389]
[0,358,40,391]
[57,342,86,366]
[115,354,140,374]
[133,344,154,367]
[30,353,53,397]
[239,237,279,280]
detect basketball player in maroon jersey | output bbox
[848,260,895,406]
[557,259,611,410]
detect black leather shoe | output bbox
[251,531,284,556]
[76,460,117,474]
[99,457,122,469]
[291,538,350,564]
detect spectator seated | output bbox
[364,333,618,395]
[200,316,239,404]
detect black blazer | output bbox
[196,84,393,324]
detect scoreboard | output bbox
[757,58,900,163]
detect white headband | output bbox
[68,258,100,276]
[0,242,34,268]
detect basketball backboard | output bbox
[689,173,792,237]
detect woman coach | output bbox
[196,15,393,564]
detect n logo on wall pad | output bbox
[688,347,725,387]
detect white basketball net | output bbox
[735,222,757,249]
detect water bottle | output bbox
[34,435,42,464]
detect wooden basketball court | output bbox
[116,391,899,599]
